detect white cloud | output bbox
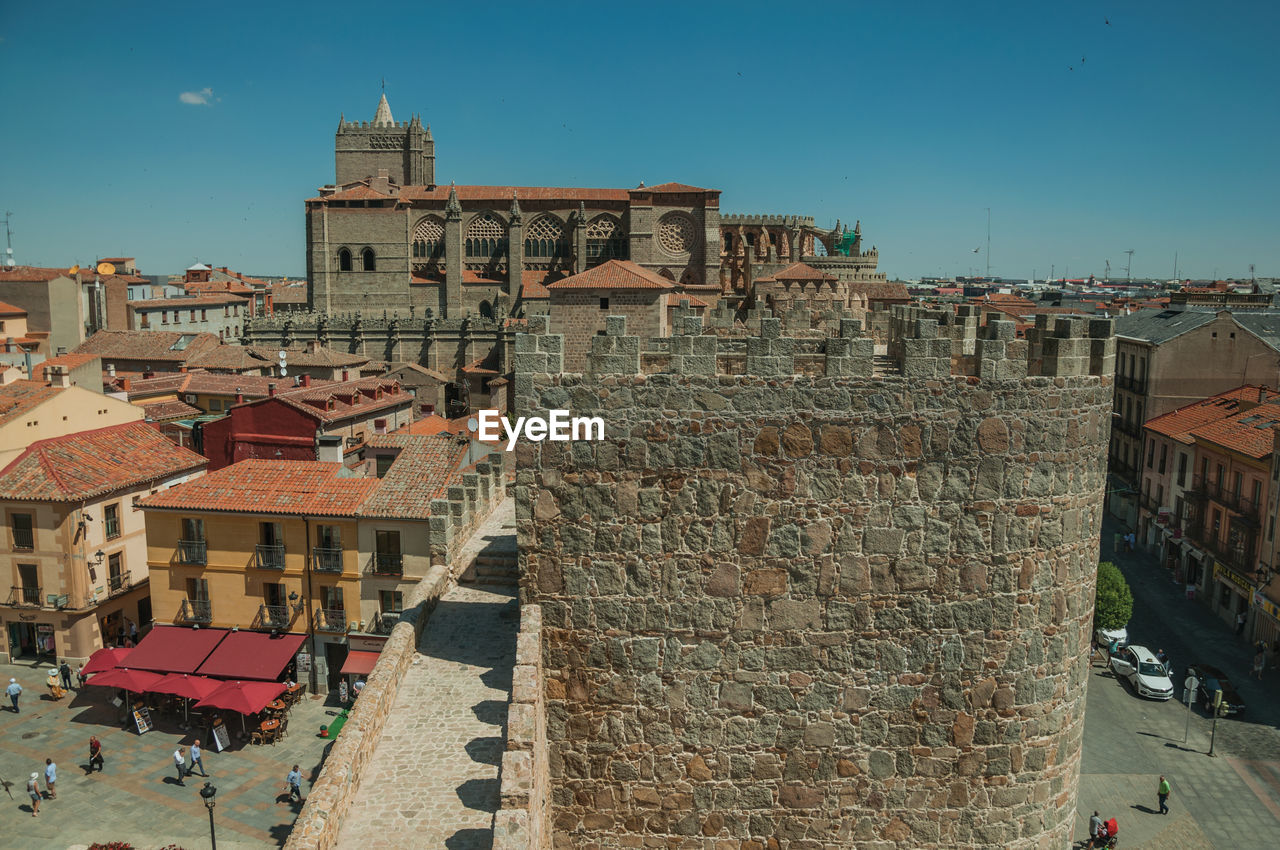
[179,87,214,106]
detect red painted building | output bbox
[198,376,414,470]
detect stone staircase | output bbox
[460,539,519,587]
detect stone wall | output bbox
[494,603,551,849]
[515,314,1114,848]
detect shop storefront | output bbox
[5,617,57,662]
[1212,561,1253,629]
[1253,593,1280,650]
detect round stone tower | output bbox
[517,309,1115,848]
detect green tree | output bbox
[1094,561,1133,631]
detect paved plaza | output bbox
[0,659,339,849]
[1073,518,1280,849]
[336,503,518,850]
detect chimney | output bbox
[179,365,188,373]
[48,365,71,388]
[268,382,277,397]
[143,365,155,379]
[316,434,343,464]
[342,369,350,382]
[234,388,244,404]
[121,377,131,392]
[302,374,312,387]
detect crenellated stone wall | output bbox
[514,311,1114,849]
[494,603,551,849]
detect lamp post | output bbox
[199,782,218,849]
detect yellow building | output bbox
[140,434,501,689]
[0,379,143,468]
[0,422,206,664]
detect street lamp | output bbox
[199,782,218,849]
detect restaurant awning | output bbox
[85,667,166,693]
[150,673,223,701]
[81,647,132,676]
[194,631,306,681]
[339,650,381,676]
[194,680,286,715]
[125,626,230,674]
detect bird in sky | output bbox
[972,247,981,254]
[1105,18,1111,25]
[1082,55,1086,63]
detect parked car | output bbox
[1095,625,1129,652]
[1185,663,1247,715]
[1109,644,1174,700]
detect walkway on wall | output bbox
[336,501,518,850]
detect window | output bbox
[108,552,123,580]
[524,215,569,259]
[379,590,403,613]
[412,216,445,260]
[208,398,223,412]
[140,314,150,329]
[104,503,120,539]
[1177,453,1188,488]
[233,304,239,316]
[11,512,33,550]
[316,524,341,549]
[1158,444,1167,475]
[264,582,286,608]
[182,517,205,541]
[1233,472,1243,500]
[1201,457,1208,487]
[173,310,180,324]
[1176,495,1184,526]
[1125,397,1133,424]
[599,297,610,310]
[1252,479,1262,510]
[1147,440,1154,469]
[190,309,196,321]
[465,212,508,259]
[321,585,343,611]
[1212,509,1222,537]
[161,311,168,325]
[260,521,283,546]
[375,455,395,478]
[586,215,627,263]
[361,248,376,271]
[187,577,209,600]
[1156,484,1164,507]
[338,248,353,271]
[1216,464,1225,487]
[201,309,207,321]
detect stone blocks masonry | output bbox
[516,310,1115,849]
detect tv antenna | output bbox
[1124,249,1135,283]
[984,207,991,278]
[1104,259,1111,282]
[3,212,14,267]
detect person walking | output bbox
[1088,811,1103,848]
[1236,611,1247,636]
[26,772,41,817]
[285,764,303,803]
[6,677,22,713]
[1253,647,1265,680]
[173,746,187,786]
[1157,775,1171,815]
[44,758,56,799]
[76,663,87,688]
[59,660,72,691]
[89,736,104,773]
[189,739,207,777]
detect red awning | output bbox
[339,650,381,676]
[85,667,166,693]
[150,673,223,701]
[194,680,286,715]
[194,631,306,681]
[125,626,230,674]
[81,647,132,676]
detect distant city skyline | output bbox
[1,1,1276,281]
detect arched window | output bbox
[465,212,507,260]
[361,248,376,271]
[479,300,494,320]
[586,215,627,264]
[524,215,568,259]
[338,248,352,271]
[412,216,445,260]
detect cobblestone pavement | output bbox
[0,658,339,849]
[1072,517,1280,849]
[336,503,517,850]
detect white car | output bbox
[1095,625,1128,650]
[1109,644,1174,700]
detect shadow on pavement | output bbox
[455,776,499,812]
[445,827,494,850]
[465,735,503,766]
[1130,804,1159,814]
[471,698,506,726]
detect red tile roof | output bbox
[130,294,250,309]
[184,280,256,296]
[98,257,134,264]
[0,266,75,282]
[850,281,911,301]
[0,300,27,316]
[270,282,309,303]
[462,270,504,284]
[246,345,368,368]
[394,414,452,436]
[0,421,207,501]
[545,260,675,291]
[139,460,378,517]
[636,182,709,193]
[312,183,634,204]
[36,352,100,379]
[770,262,838,282]
[0,380,62,426]
[143,400,204,421]
[1188,397,1280,458]
[1145,387,1272,444]
[359,434,472,518]
[73,330,224,364]
[273,376,410,423]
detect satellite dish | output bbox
[278,350,288,360]
[69,264,81,275]
[96,262,116,276]
[279,367,288,377]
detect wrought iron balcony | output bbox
[107,573,131,597]
[181,598,212,623]
[1190,476,1262,524]
[365,552,404,577]
[317,608,346,632]
[177,539,207,565]
[255,543,286,569]
[257,604,290,630]
[371,611,401,635]
[312,547,344,573]
[8,585,42,607]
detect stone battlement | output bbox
[720,213,817,227]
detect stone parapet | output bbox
[493,603,549,850]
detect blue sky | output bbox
[1,1,1276,281]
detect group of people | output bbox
[1085,776,1171,846]
[23,759,57,817]
[170,741,210,785]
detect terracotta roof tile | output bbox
[144,400,204,420]
[359,434,472,518]
[1189,397,1280,458]
[636,182,709,193]
[272,376,410,424]
[0,300,27,316]
[0,381,63,426]
[0,422,207,501]
[140,460,377,517]
[850,281,911,301]
[245,346,368,368]
[1145,387,1271,444]
[72,330,224,364]
[0,266,74,282]
[770,262,838,282]
[131,294,250,309]
[36,352,100,379]
[545,260,675,291]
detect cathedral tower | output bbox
[334,93,436,187]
